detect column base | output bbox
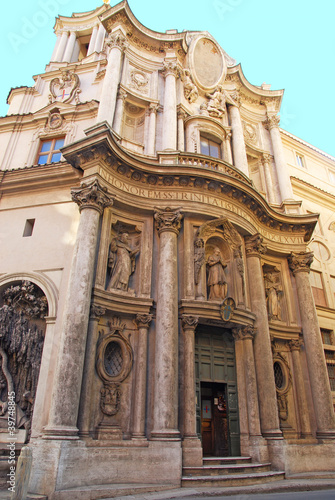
[182,436,203,467]
[316,430,335,440]
[249,435,269,463]
[131,432,148,441]
[151,429,181,441]
[43,425,79,440]
[266,437,286,471]
[262,429,283,439]
[97,423,123,441]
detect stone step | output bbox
[183,462,271,476]
[202,456,252,466]
[181,470,285,488]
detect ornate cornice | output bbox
[134,313,153,329]
[71,178,114,214]
[245,233,267,256]
[288,251,314,274]
[154,207,183,235]
[181,315,199,330]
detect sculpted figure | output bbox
[206,85,226,117]
[108,233,139,291]
[264,271,282,320]
[182,70,198,103]
[207,247,227,300]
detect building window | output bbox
[310,270,327,307]
[295,153,305,168]
[36,137,65,165]
[325,350,335,391]
[23,219,35,237]
[122,103,145,145]
[321,329,334,346]
[200,134,221,159]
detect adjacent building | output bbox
[0,1,334,498]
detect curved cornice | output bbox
[54,4,110,32]
[61,122,317,243]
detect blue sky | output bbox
[2,0,335,156]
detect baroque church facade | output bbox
[0,1,335,498]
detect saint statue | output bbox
[207,247,227,300]
[264,270,282,320]
[206,85,226,117]
[108,233,139,291]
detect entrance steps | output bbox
[182,456,285,487]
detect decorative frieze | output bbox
[71,179,114,215]
[288,251,314,274]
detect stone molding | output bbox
[134,313,153,329]
[71,179,114,214]
[232,325,257,341]
[288,251,314,274]
[245,233,267,257]
[154,207,183,235]
[181,315,199,331]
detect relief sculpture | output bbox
[263,267,282,321]
[207,247,228,300]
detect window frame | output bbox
[200,133,222,159]
[35,137,65,165]
[295,153,305,169]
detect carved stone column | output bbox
[264,114,293,202]
[44,179,114,439]
[177,109,187,152]
[232,327,249,455]
[181,315,202,466]
[113,89,127,136]
[152,208,183,439]
[87,24,99,56]
[95,23,106,53]
[77,305,106,437]
[97,32,128,126]
[54,31,69,62]
[161,60,178,150]
[51,33,62,62]
[261,153,276,204]
[289,339,312,438]
[233,326,268,462]
[228,104,249,176]
[224,130,233,164]
[288,252,335,438]
[245,235,282,439]
[132,314,153,439]
[63,31,77,63]
[147,103,159,155]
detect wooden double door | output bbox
[195,327,240,457]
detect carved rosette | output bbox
[181,315,199,331]
[71,179,114,215]
[245,234,267,257]
[289,339,303,351]
[232,325,257,342]
[161,60,179,79]
[106,32,128,52]
[264,114,280,130]
[134,314,153,329]
[90,305,106,320]
[288,251,314,275]
[154,207,183,235]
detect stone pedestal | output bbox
[97,32,127,126]
[288,252,335,439]
[132,314,153,439]
[152,208,183,440]
[43,179,113,440]
[181,315,202,466]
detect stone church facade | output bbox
[0,1,335,498]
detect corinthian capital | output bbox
[161,60,179,78]
[232,325,257,341]
[154,207,183,235]
[289,338,303,351]
[71,179,114,214]
[135,314,153,329]
[181,315,199,331]
[288,251,314,274]
[245,234,267,256]
[106,32,128,52]
[264,114,280,130]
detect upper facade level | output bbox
[1,0,334,211]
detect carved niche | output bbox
[107,223,141,295]
[95,317,133,437]
[49,70,81,104]
[194,217,245,304]
[271,340,292,425]
[263,265,283,321]
[0,281,47,442]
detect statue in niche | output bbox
[264,269,282,321]
[207,247,228,300]
[206,85,226,117]
[0,281,46,441]
[108,232,140,292]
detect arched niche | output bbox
[205,236,232,301]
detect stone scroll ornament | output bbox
[0,281,47,440]
[49,70,81,104]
